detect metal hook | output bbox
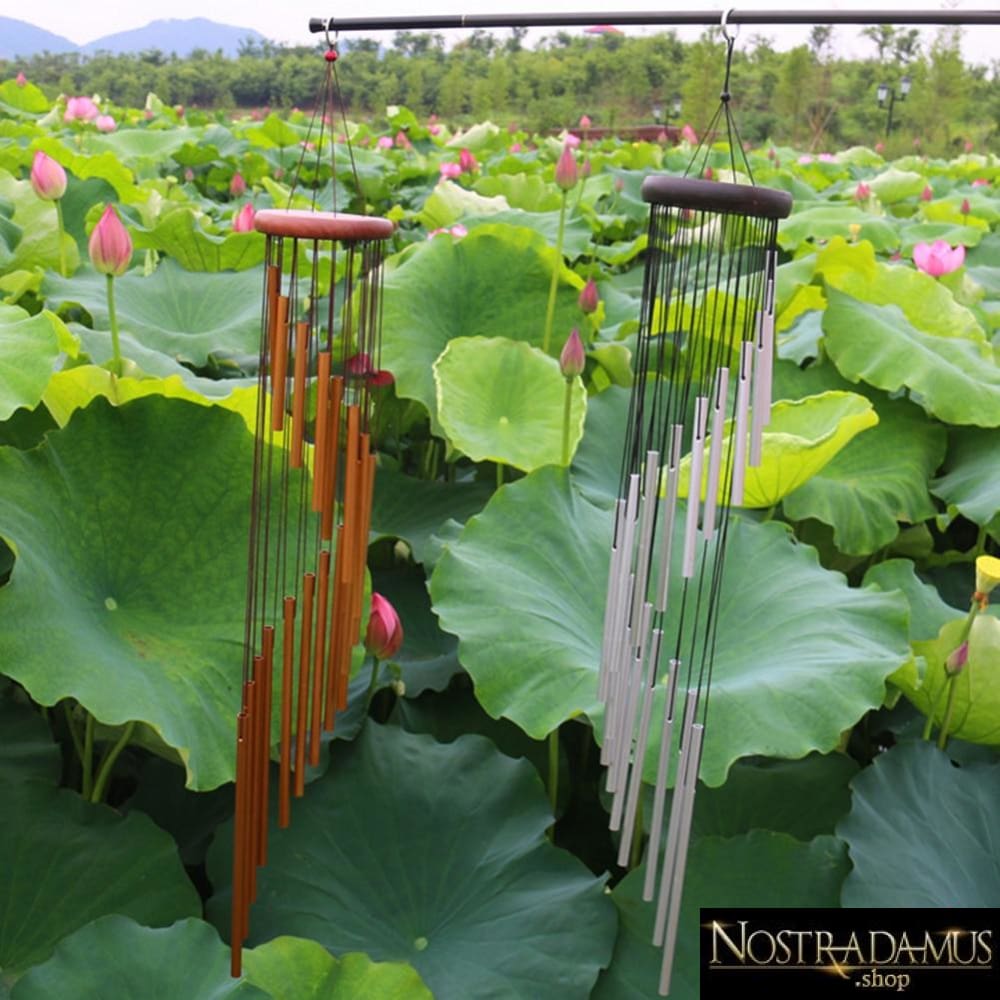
[720,8,739,43]
[324,20,334,50]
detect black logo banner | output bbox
[701,908,999,999]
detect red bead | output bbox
[324,49,338,62]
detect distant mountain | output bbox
[0,17,77,59]
[83,18,266,58]
[0,17,268,61]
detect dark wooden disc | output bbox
[253,209,396,240]
[641,176,793,220]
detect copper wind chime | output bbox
[598,15,791,996]
[229,38,394,977]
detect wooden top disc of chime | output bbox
[641,175,793,220]
[253,208,396,240]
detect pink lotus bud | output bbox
[945,641,968,676]
[704,166,714,180]
[614,177,625,193]
[581,157,592,178]
[965,140,974,153]
[368,369,394,388]
[874,141,885,155]
[95,114,116,133]
[232,203,256,233]
[578,278,599,315]
[681,123,698,144]
[459,148,477,172]
[913,240,965,278]
[554,143,578,191]
[510,142,522,153]
[564,133,581,148]
[88,204,132,277]
[376,135,393,150]
[921,185,933,202]
[346,352,373,377]
[64,96,99,122]
[559,328,586,378]
[229,172,246,197]
[395,131,410,148]
[429,124,441,135]
[144,108,154,120]
[16,72,27,87]
[579,114,592,128]
[365,592,403,660]
[972,178,989,188]
[961,198,971,216]
[767,147,776,160]
[184,168,195,183]
[30,150,67,201]
[439,161,462,180]
[854,182,871,201]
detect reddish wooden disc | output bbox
[253,209,395,240]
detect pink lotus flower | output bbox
[579,114,592,128]
[429,124,441,136]
[64,96,99,122]
[184,168,195,183]
[427,224,467,239]
[229,172,246,197]
[564,133,581,148]
[459,148,477,172]
[818,152,835,162]
[874,141,885,155]
[510,142,522,153]
[95,114,116,133]
[395,131,411,148]
[365,593,403,660]
[578,278,599,315]
[965,140,974,153]
[232,203,256,233]
[30,151,67,201]
[559,328,586,378]
[376,136,393,149]
[797,154,814,165]
[439,162,462,180]
[88,204,132,276]
[920,185,933,202]
[681,123,698,144]
[972,178,989,188]
[15,72,26,87]
[854,182,871,201]
[554,143,578,191]
[913,240,965,277]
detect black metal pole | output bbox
[310,8,1000,35]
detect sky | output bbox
[5,0,999,65]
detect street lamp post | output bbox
[876,75,911,137]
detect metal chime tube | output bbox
[230,210,394,977]
[598,175,791,996]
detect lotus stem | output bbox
[542,192,568,355]
[91,721,136,804]
[106,274,122,377]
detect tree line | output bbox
[3,25,997,155]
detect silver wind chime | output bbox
[597,14,792,996]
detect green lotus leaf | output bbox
[380,224,584,426]
[0,306,61,421]
[778,206,898,252]
[9,917,266,1000]
[41,367,261,430]
[130,209,265,271]
[369,464,493,569]
[816,237,983,341]
[0,784,200,976]
[475,173,563,211]
[431,466,909,783]
[435,336,587,471]
[83,127,206,165]
[901,614,1000,745]
[783,393,946,555]
[465,210,595,260]
[242,113,305,149]
[206,724,616,1000]
[821,287,1000,426]
[0,79,49,115]
[244,938,433,1000]
[863,559,958,643]
[867,167,926,203]
[0,397,300,789]
[679,391,878,509]
[931,427,1000,525]
[0,679,60,786]
[0,171,79,273]
[44,260,262,369]
[417,180,510,229]
[593,833,848,1000]
[837,740,1000,905]
[571,385,635,507]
